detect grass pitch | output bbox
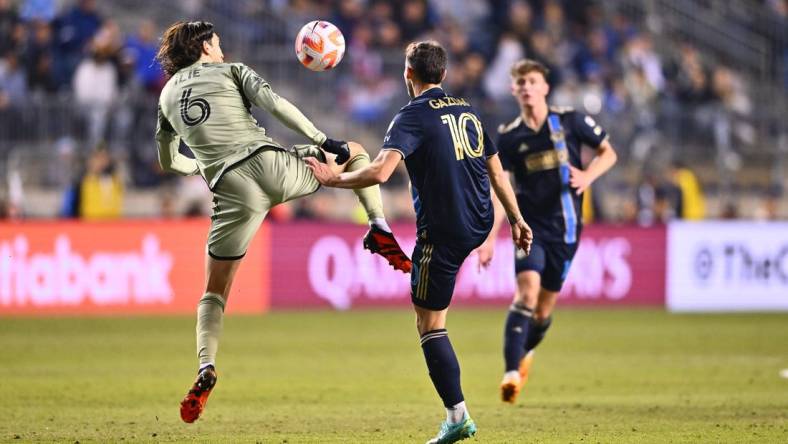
[1,308,787,443]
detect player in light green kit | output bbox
[154,21,412,423]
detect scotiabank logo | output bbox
[0,221,268,315]
[0,234,173,307]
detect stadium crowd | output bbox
[0,0,785,222]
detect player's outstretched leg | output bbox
[342,142,412,273]
[416,305,476,444]
[180,256,239,423]
[180,290,225,422]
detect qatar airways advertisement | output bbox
[269,224,665,310]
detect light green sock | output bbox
[346,153,385,220]
[196,292,226,367]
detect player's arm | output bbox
[233,64,327,146]
[306,149,401,188]
[569,138,617,195]
[476,171,508,268]
[487,154,532,253]
[569,113,618,195]
[155,106,199,176]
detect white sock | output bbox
[504,370,520,381]
[446,401,467,424]
[199,362,215,371]
[370,217,391,233]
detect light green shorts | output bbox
[207,145,326,260]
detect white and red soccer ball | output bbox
[295,20,346,71]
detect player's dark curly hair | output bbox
[406,41,447,84]
[156,21,215,77]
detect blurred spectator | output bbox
[123,19,165,93]
[24,19,58,93]
[20,0,56,23]
[79,147,122,220]
[668,161,706,220]
[53,0,102,87]
[753,189,782,220]
[0,0,22,57]
[634,173,657,226]
[483,33,524,101]
[73,29,119,147]
[397,0,436,41]
[332,0,364,43]
[0,51,27,106]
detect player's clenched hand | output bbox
[474,239,495,271]
[569,165,592,195]
[305,157,338,186]
[511,219,533,256]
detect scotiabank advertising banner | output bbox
[270,223,665,310]
[0,221,269,315]
[667,221,788,312]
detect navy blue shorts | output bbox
[410,239,483,311]
[515,240,579,292]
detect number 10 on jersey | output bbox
[441,112,484,160]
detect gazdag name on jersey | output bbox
[382,87,497,245]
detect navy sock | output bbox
[420,329,464,408]
[503,303,533,371]
[525,316,552,352]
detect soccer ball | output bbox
[295,20,346,71]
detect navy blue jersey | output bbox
[497,107,608,243]
[382,87,497,245]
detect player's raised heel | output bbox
[500,350,535,404]
[426,416,477,444]
[500,373,521,404]
[180,365,218,423]
[363,225,413,273]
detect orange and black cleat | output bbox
[180,365,217,423]
[363,225,413,273]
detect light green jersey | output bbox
[155,61,327,189]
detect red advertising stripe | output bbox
[0,220,269,315]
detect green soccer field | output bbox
[2,308,787,443]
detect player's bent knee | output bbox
[347,141,366,157]
[533,308,552,323]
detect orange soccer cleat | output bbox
[363,225,412,273]
[500,351,535,404]
[180,366,217,423]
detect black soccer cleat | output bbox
[363,225,412,273]
[321,138,350,165]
